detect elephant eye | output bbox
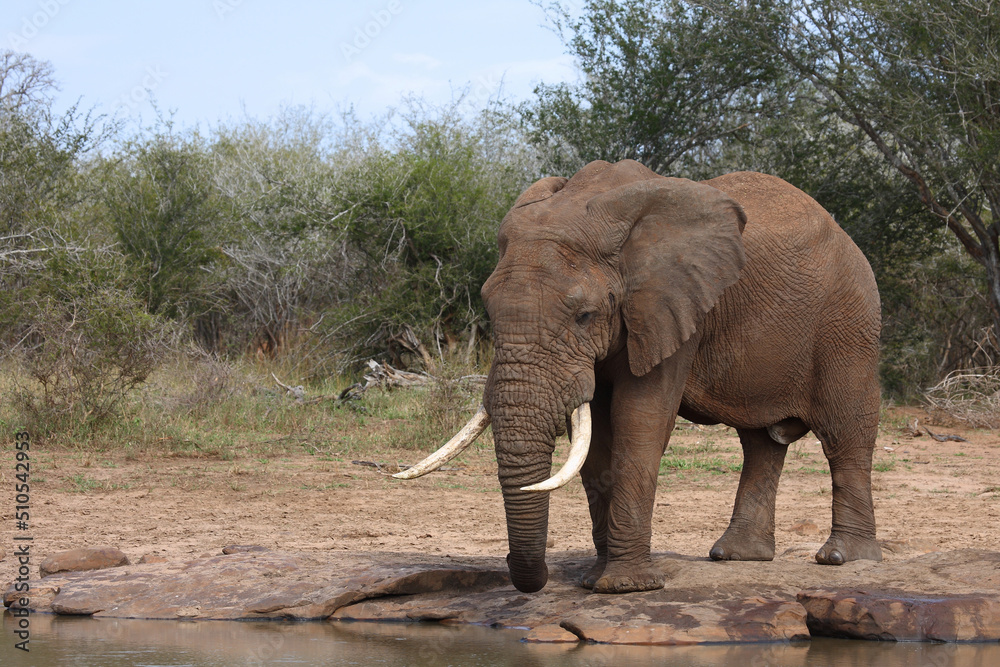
[576,311,595,326]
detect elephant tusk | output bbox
[392,405,491,479]
[521,403,591,492]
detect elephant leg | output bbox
[578,385,613,589]
[591,445,667,593]
[815,424,882,564]
[710,428,787,561]
[591,349,694,594]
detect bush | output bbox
[206,101,539,376]
[4,249,174,433]
[99,124,225,319]
[878,244,993,399]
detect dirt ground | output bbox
[3,406,1000,586]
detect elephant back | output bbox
[687,171,880,424]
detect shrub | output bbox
[4,249,174,433]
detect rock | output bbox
[4,583,59,609]
[222,545,269,555]
[138,554,168,564]
[798,589,1000,641]
[39,547,129,577]
[328,558,810,644]
[789,520,819,536]
[523,624,579,643]
[11,547,1000,644]
[51,597,107,616]
[560,597,810,645]
[23,552,511,621]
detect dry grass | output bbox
[0,353,488,460]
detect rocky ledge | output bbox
[4,547,1000,645]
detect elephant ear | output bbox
[589,178,747,377]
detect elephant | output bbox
[396,159,882,594]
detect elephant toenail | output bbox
[829,550,844,565]
[709,547,726,561]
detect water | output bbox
[2,612,999,666]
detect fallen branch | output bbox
[923,424,968,443]
[271,373,305,402]
[923,367,1000,429]
[268,361,487,406]
[363,359,434,388]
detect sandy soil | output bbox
[3,407,1000,585]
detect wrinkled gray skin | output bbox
[481,160,881,594]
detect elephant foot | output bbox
[816,532,882,565]
[591,561,665,594]
[709,527,775,562]
[578,557,607,590]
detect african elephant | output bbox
[396,159,882,594]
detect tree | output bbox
[524,0,994,390]
[1,51,169,428]
[701,0,1000,347]
[523,0,790,175]
[205,100,541,373]
[522,1,945,279]
[0,50,55,112]
[1,51,99,279]
[209,107,348,360]
[319,99,541,369]
[99,122,224,319]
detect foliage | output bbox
[5,248,174,432]
[203,100,538,375]
[4,18,999,419]
[1,50,168,431]
[879,243,993,396]
[698,0,1000,355]
[99,120,226,319]
[526,0,995,395]
[524,0,790,175]
[1,51,103,282]
[326,101,538,369]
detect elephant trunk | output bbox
[500,474,551,593]
[487,379,565,593]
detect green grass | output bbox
[67,474,129,493]
[660,455,742,474]
[873,459,897,472]
[791,466,830,475]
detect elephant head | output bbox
[396,160,747,592]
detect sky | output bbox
[2,0,580,128]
